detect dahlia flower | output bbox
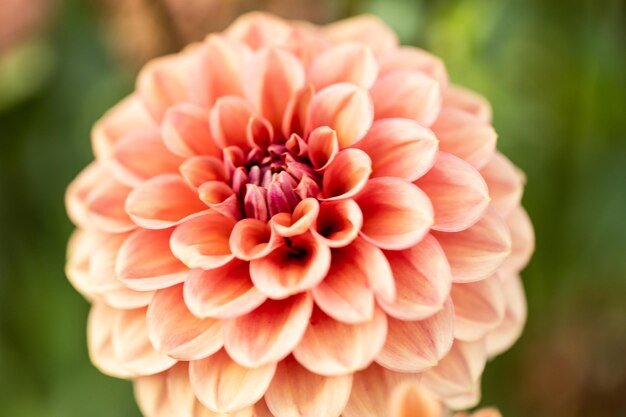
[66,12,534,417]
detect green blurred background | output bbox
[0,0,624,416]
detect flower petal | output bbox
[308,43,378,90]
[293,306,387,376]
[500,206,534,275]
[444,85,492,123]
[480,152,524,218]
[272,198,319,237]
[184,261,266,320]
[322,15,398,53]
[282,84,314,138]
[265,356,352,417]
[147,284,223,361]
[312,199,363,248]
[65,162,107,228]
[380,234,452,320]
[433,207,511,283]
[126,174,208,229]
[312,237,392,323]
[376,300,454,373]
[321,148,372,200]
[225,12,292,50]
[370,70,441,127]
[210,96,255,149]
[352,118,438,182]
[230,218,283,260]
[307,126,339,170]
[485,274,527,356]
[170,211,237,270]
[306,83,374,148]
[116,228,188,291]
[223,293,313,368]
[190,349,276,413]
[162,103,221,157]
[389,382,443,417]
[179,156,228,188]
[249,232,331,299]
[198,181,241,220]
[356,178,434,250]
[378,46,448,87]
[84,176,135,233]
[87,303,133,378]
[416,152,490,232]
[134,372,178,417]
[138,54,190,121]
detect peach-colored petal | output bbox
[147,284,223,361]
[249,232,330,299]
[293,306,387,376]
[87,303,133,378]
[356,178,434,250]
[444,85,492,123]
[190,349,276,413]
[223,293,313,368]
[170,211,236,270]
[253,399,274,417]
[312,199,363,248]
[321,148,372,200]
[308,42,378,90]
[389,382,443,417]
[370,70,441,127]
[443,380,481,411]
[134,372,178,417]
[323,15,398,53]
[84,177,135,233]
[112,127,183,187]
[451,274,506,342]
[352,118,438,182]
[198,181,241,220]
[247,116,274,149]
[306,83,374,148]
[307,126,339,170]
[66,229,101,298]
[245,47,305,129]
[433,207,511,283]
[265,356,353,417]
[480,152,524,218]
[137,53,190,121]
[180,156,228,188]
[230,218,283,260]
[184,261,266,320]
[376,300,454,373]
[162,103,220,157]
[225,12,292,50]
[380,234,452,320]
[485,274,527,356]
[112,307,177,375]
[116,228,188,291]
[272,198,319,237]
[432,108,496,170]
[210,96,255,149]
[500,206,534,275]
[282,84,314,138]
[65,162,107,228]
[378,46,448,87]
[416,152,490,232]
[190,35,247,108]
[312,237,392,323]
[101,286,155,310]
[126,174,208,229]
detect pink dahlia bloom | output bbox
[66,12,534,417]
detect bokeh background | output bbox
[0,0,625,416]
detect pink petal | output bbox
[112,127,184,187]
[282,84,314,139]
[223,293,313,368]
[480,152,524,218]
[190,349,276,413]
[126,174,208,229]
[356,178,434,250]
[432,108,496,170]
[111,307,177,375]
[265,356,352,417]
[306,83,374,148]
[389,382,443,417]
[84,176,135,233]
[378,46,448,87]
[307,126,339,170]
[308,42,378,90]
[198,181,241,220]
[147,284,223,361]
[272,198,319,237]
[312,237,393,323]
[416,152,490,232]
[444,85,492,123]
[134,373,177,417]
[101,286,155,310]
[116,228,188,291]
[65,162,107,228]
[190,35,248,108]
[184,261,266,320]
[322,15,398,53]
[485,274,527,356]
[370,70,441,127]
[249,232,331,299]
[179,156,228,188]
[209,96,255,149]
[376,300,454,372]
[170,211,236,270]
[253,399,274,417]
[312,199,363,248]
[451,274,506,342]
[352,118,438,182]
[225,12,292,50]
[162,103,221,157]
[379,234,452,320]
[321,148,372,200]
[293,306,387,376]
[87,303,133,378]
[230,218,283,260]
[247,116,274,149]
[500,206,534,275]
[66,230,100,298]
[433,207,511,283]
[137,53,190,121]
[245,47,305,129]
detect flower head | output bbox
[66,12,534,417]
